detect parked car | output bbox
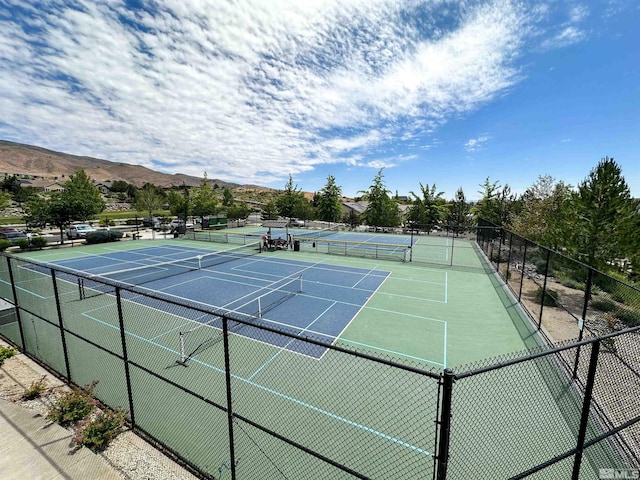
[142,217,160,228]
[169,219,195,230]
[0,231,28,244]
[65,224,95,239]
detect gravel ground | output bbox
[0,343,200,480]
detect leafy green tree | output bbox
[191,174,219,226]
[294,199,316,224]
[510,175,572,248]
[227,203,251,227]
[472,177,514,226]
[0,175,21,196]
[109,180,129,194]
[447,187,470,235]
[222,187,234,208]
[63,170,105,222]
[108,181,136,202]
[48,191,73,242]
[406,182,447,232]
[360,169,401,228]
[343,209,361,229]
[24,196,50,229]
[276,175,305,222]
[167,187,191,221]
[261,200,279,221]
[568,157,639,269]
[135,183,166,219]
[13,185,37,207]
[0,191,11,211]
[316,175,342,225]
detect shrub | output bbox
[614,307,640,327]
[16,239,30,251]
[0,240,12,251]
[22,376,48,400]
[533,258,548,275]
[30,236,48,249]
[47,381,98,426]
[558,277,585,291]
[85,230,123,244]
[590,297,618,313]
[535,287,559,307]
[0,345,16,365]
[73,407,127,452]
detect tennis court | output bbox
[18,234,533,369]
[3,233,613,479]
[43,243,390,361]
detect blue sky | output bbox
[1,0,638,200]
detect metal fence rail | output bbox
[1,226,639,479]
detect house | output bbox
[93,181,113,194]
[341,201,368,218]
[45,182,65,192]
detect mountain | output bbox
[0,140,238,189]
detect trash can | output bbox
[293,240,300,251]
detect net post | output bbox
[177,331,186,365]
[298,274,303,293]
[258,297,262,318]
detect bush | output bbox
[535,287,559,307]
[614,307,640,327]
[47,381,98,426]
[0,345,16,365]
[590,297,618,313]
[22,376,48,400]
[0,240,12,251]
[30,236,48,249]
[85,230,123,244]
[73,407,127,452]
[16,239,30,251]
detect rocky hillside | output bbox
[0,140,237,188]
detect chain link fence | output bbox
[1,232,639,479]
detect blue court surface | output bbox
[51,244,390,358]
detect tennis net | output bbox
[293,226,338,239]
[79,242,260,299]
[297,237,409,262]
[177,274,303,364]
[184,230,263,245]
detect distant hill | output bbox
[0,140,238,189]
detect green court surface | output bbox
[17,233,536,369]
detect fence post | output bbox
[51,270,72,381]
[518,242,528,301]
[572,340,600,479]
[222,315,237,480]
[6,256,26,350]
[436,369,455,480]
[572,269,593,380]
[495,231,502,271]
[505,232,514,283]
[115,287,136,427]
[537,249,552,330]
[449,235,455,267]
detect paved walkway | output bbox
[0,398,121,480]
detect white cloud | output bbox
[464,135,490,152]
[539,2,589,50]
[0,0,533,185]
